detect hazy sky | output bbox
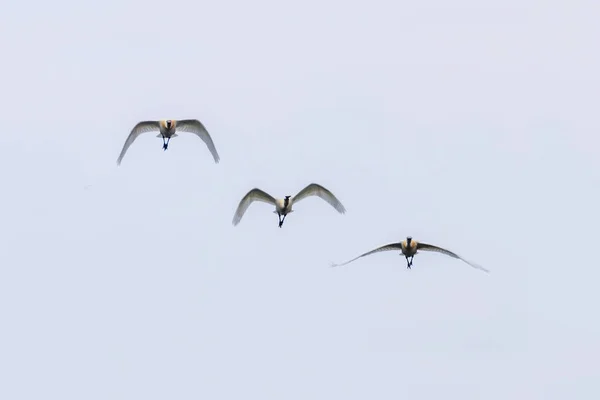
[1,0,599,399]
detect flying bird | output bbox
[331,236,489,272]
[116,119,220,165]
[232,183,346,228]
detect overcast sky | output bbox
[1,0,599,399]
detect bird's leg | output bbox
[405,256,412,269]
[163,136,170,150]
[278,213,283,228]
[279,214,287,228]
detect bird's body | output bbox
[116,119,220,165]
[232,183,346,228]
[275,196,294,215]
[156,119,178,141]
[331,236,489,272]
[399,237,419,258]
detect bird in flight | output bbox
[232,183,346,228]
[116,119,220,165]
[331,236,489,272]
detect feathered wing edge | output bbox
[232,188,277,226]
[116,121,160,165]
[330,243,403,267]
[417,243,489,273]
[176,119,220,163]
[293,183,346,213]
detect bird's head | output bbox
[165,120,173,129]
[406,236,413,245]
[285,195,291,200]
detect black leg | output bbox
[278,213,283,228]
[163,137,170,150]
[405,256,411,269]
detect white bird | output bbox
[331,236,489,272]
[116,119,220,165]
[232,183,346,228]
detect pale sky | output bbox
[1,0,599,399]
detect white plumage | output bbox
[116,119,220,165]
[331,236,488,272]
[232,183,346,228]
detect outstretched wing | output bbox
[232,188,277,226]
[417,243,489,273]
[293,183,346,214]
[116,121,160,165]
[176,119,220,163]
[330,243,403,267]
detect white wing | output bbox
[293,183,346,214]
[417,243,489,273]
[232,188,277,226]
[116,121,160,165]
[176,119,220,163]
[330,243,403,267]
